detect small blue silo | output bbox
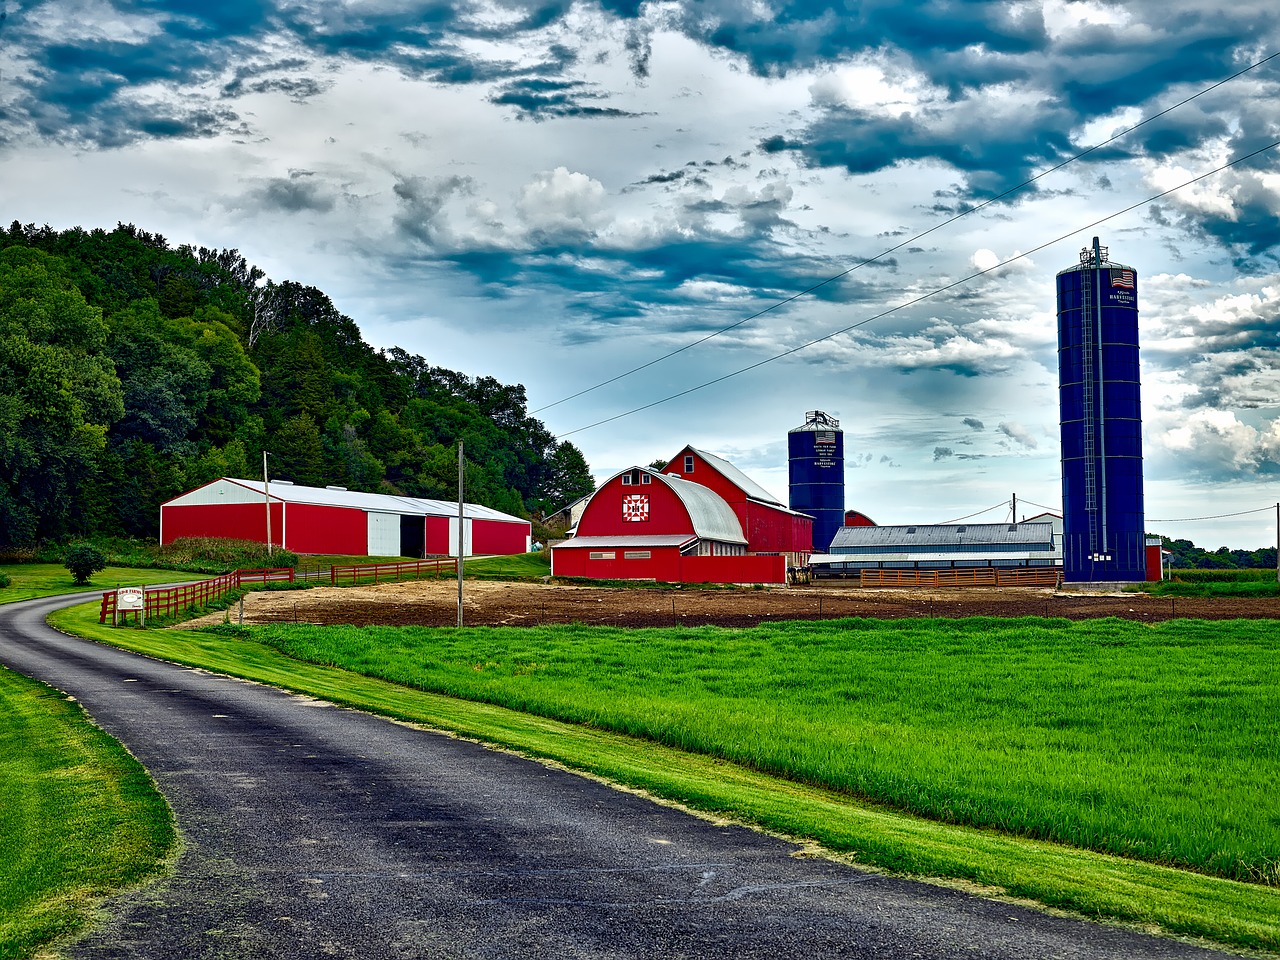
[1057,237,1146,582]
[789,411,845,553]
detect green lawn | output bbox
[51,604,1280,954]
[0,666,175,960]
[0,564,192,605]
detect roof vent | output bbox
[326,485,348,491]
[956,525,966,534]
[906,526,916,534]
[273,479,294,485]
[1009,524,1018,532]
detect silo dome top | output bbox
[790,410,841,433]
[1055,236,1136,277]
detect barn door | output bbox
[447,517,473,557]
[367,512,401,557]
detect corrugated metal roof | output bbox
[830,522,1056,552]
[812,550,1061,564]
[166,478,526,524]
[686,447,784,506]
[655,472,747,544]
[555,534,697,549]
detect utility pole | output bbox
[1275,503,1279,584]
[457,441,465,628]
[263,450,272,556]
[1012,493,1017,524]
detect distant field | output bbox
[1134,569,1280,597]
[0,565,192,605]
[247,615,1280,886]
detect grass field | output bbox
[52,603,1280,953]
[0,565,194,605]
[0,666,175,960]
[239,615,1280,886]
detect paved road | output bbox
[2,593,1237,959]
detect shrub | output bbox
[64,544,107,585]
[0,572,10,588]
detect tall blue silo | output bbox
[1057,237,1146,582]
[789,411,845,553]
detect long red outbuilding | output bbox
[160,478,530,557]
[551,447,812,585]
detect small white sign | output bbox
[118,587,145,611]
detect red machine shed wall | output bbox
[742,501,813,555]
[286,503,367,555]
[474,520,529,555]
[681,554,786,584]
[424,516,451,555]
[162,502,282,547]
[550,548,783,584]
[551,545,683,580]
[1145,543,1162,581]
[577,476,695,537]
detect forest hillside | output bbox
[0,222,596,546]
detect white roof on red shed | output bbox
[162,478,527,524]
[555,534,697,549]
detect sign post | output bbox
[117,587,145,626]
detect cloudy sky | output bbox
[4,0,1280,548]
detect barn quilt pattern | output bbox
[622,494,650,522]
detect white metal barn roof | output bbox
[579,468,747,545]
[163,478,527,524]
[555,534,698,550]
[686,446,785,506]
[650,471,747,544]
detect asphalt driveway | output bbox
[0,593,1239,959]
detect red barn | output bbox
[551,449,812,585]
[658,446,813,561]
[160,478,530,557]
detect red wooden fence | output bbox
[858,567,1061,588]
[100,560,457,622]
[330,558,456,586]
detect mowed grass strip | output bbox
[0,666,175,960]
[51,605,1280,953]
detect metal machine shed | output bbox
[812,522,1061,576]
[160,478,530,557]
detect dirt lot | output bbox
[195,579,1280,629]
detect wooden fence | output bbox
[100,559,457,622]
[100,568,294,623]
[330,558,456,586]
[857,567,1061,588]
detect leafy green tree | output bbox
[64,543,107,584]
[0,247,124,545]
[271,414,326,486]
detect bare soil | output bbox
[193,579,1280,629]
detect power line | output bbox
[935,501,1011,524]
[1017,498,1061,514]
[556,136,1280,438]
[1148,506,1274,523]
[532,49,1279,418]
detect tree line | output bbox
[1160,537,1277,570]
[0,222,596,547]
